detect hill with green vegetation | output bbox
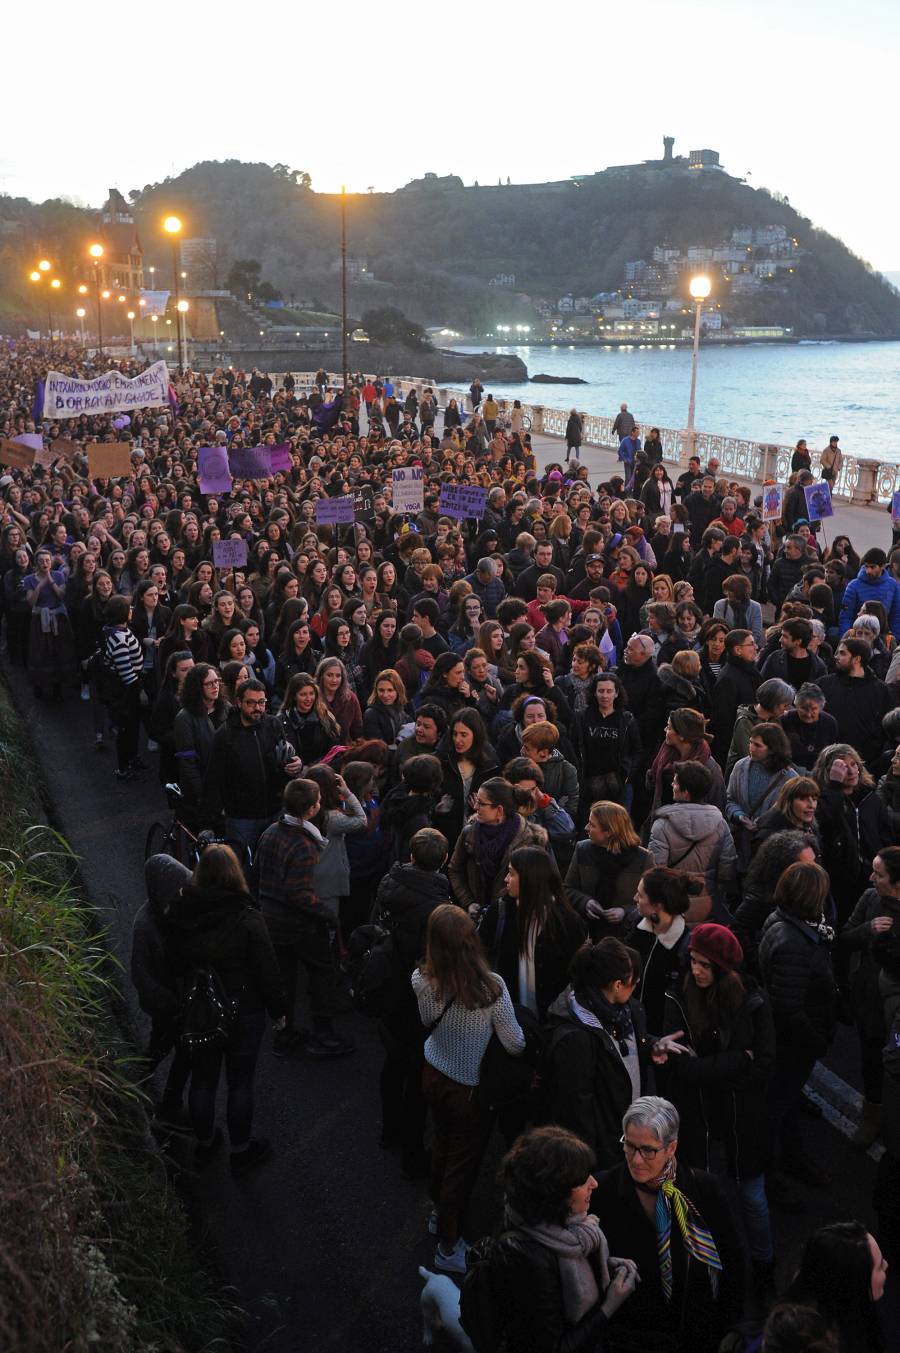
[2,159,898,337]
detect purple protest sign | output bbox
[315,495,355,525]
[438,483,488,520]
[268,443,292,474]
[198,445,233,494]
[212,538,248,569]
[228,445,273,480]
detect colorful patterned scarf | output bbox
[651,1159,722,1301]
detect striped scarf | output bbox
[652,1160,722,1301]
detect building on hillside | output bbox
[94,189,143,293]
[489,273,517,288]
[179,238,218,289]
[689,149,722,170]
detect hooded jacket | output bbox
[656,662,709,719]
[758,908,836,1056]
[131,855,192,1020]
[379,784,437,864]
[839,566,900,641]
[647,802,737,906]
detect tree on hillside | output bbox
[361,306,431,350]
[272,164,312,189]
[227,259,262,298]
[256,280,283,303]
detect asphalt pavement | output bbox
[3,660,894,1351]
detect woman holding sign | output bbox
[21,547,76,699]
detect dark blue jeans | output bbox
[188,1008,266,1148]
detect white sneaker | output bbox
[146,739,159,752]
[81,684,90,701]
[434,1239,468,1275]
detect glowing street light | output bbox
[684,275,712,462]
[162,215,185,369]
[38,259,51,273]
[76,307,86,345]
[78,284,88,295]
[127,309,136,351]
[29,270,40,282]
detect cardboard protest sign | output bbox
[212,538,248,569]
[761,483,784,522]
[51,438,81,460]
[198,445,234,495]
[392,466,423,514]
[804,480,834,522]
[316,495,355,525]
[87,442,134,478]
[228,445,273,480]
[439,483,488,520]
[0,438,36,470]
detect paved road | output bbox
[4,661,892,1351]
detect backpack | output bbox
[178,914,244,1051]
[459,1237,506,1353]
[85,640,123,705]
[346,921,404,1018]
[180,965,238,1051]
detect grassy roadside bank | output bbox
[0,678,233,1352]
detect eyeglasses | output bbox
[620,1135,665,1161]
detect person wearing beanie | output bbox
[657,922,777,1300]
[839,546,900,642]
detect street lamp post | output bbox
[89,243,105,355]
[150,314,159,352]
[76,307,86,346]
[49,278,61,340]
[340,184,349,390]
[163,215,184,370]
[127,310,135,352]
[176,299,189,368]
[683,274,712,464]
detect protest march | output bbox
[2,337,898,1353]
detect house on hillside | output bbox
[93,189,144,293]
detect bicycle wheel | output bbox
[145,820,173,862]
[521,413,532,431]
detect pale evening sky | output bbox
[3,0,897,270]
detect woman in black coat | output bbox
[541,938,651,1168]
[278,672,341,766]
[565,800,651,939]
[362,668,414,745]
[813,744,893,929]
[592,1096,747,1353]
[572,672,641,809]
[759,860,836,1190]
[165,844,287,1172]
[485,1126,640,1353]
[431,709,498,846]
[659,924,776,1288]
[479,847,585,1020]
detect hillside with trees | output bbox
[1,159,898,336]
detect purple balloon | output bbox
[112,415,131,430]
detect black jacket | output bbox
[131,855,192,1020]
[565,841,650,934]
[379,785,436,864]
[165,882,287,1017]
[479,898,585,1018]
[173,705,227,807]
[660,983,776,1179]
[541,989,650,1167]
[278,706,335,767]
[374,861,450,1036]
[758,908,836,1057]
[592,1162,746,1353]
[203,708,289,820]
[618,659,666,753]
[485,1229,612,1353]
[573,708,641,786]
[815,784,893,909]
[710,657,761,765]
[819,669,895,769]
[432,748,498,846]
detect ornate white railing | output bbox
[263,371,896,509]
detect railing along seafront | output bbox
[263,370,899,509]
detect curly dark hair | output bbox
[499,1126,597,1227]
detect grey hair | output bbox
[477,557,497,576]
[757,678,795,710]
[809,619,826,642]
[795,682,826,707]
[622,1096,680,1145]
[854,614,881,637]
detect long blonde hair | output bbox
[420,904,501,1010]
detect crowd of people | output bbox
[1,338,897,1351]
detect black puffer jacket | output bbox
[374,862,450,976]
[758,908,836,1057]
[379,785,437,864]
[130,855,192,1020]
[840,888,900,1038]
[541,989,650,1168]
[660,982,776,1179]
